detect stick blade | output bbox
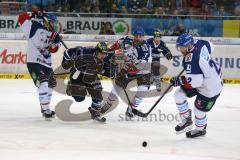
[132,109,148,118]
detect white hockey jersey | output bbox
[111,36,152,75]
[19,12,53,68]
[183,40,223,98]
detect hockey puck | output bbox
[142,141,147,147]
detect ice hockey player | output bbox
[101,26,152,118]
[18,11,61,120]
[61,42,110,122]
[170,33,223,138]
[147,30,172,92]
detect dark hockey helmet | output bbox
[153,30,161,38]
[96,42,108,54]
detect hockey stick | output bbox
[159,55,183,58]
[52,36,70,76]
[132,68,185,117]
[58,36,68,49]
[53,72,70,76]
[122,85,133,107]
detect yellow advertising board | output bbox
[223,20,240,37]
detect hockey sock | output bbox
[47,87,53,105]
[106,85,123,106]
[91,98,103,110]
[38,82,50,110]
[194,107,207,130]
[177,100,190,118]
[131,85,148,108]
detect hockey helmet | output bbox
[96,42,108,54]
[153,30,161,38]
[43,13,59,32]
[133,26,145,36]
[45,13,57,22]
[176,33,194,48]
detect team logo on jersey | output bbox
[186,64,191,74]
[196,99,203,108]
[185,53,193,62]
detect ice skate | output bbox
[100,103,111,114]
[42,109,55,121]
[186,125,207,138]
[175,109,193,134]
[88,107,106,123]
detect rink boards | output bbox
[0,35,240,84]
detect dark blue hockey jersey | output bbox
[147,38,170,61]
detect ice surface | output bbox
[0,80,239,160]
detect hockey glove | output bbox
[165,52,173,60]
[48,43,60,53]
[170,76,193,89]
[49,32,60,43]
[170,76,187,87]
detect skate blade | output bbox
[93,117,106,123]
[176,125,193,135]
[42,114,55,121]
[44,117,52,121]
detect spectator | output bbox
[121,5,128,14]
[188,7,198,15]
[201,2,215,19]
[99,22,115,35]
[164,0,173,13]
[171,24,186,36]
[234,6,240,16]
[79,3,91,13]
[114,0,128,9]
[110,3,120,17]
[175,0,183,10]
[187,0,202,9]
[92,5,100,14]
[99,0,114,13]
[146,0,153,9]
[88,0,99,6]
[154,7,166,15]
[202,0,217,13]
[145,0,156,14]
[214,5,230,16]
[127,0,145,13]
[141,7,148,14]
[27,0,56,9]
[68,0,79,12]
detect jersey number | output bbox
[209,59,221,75]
